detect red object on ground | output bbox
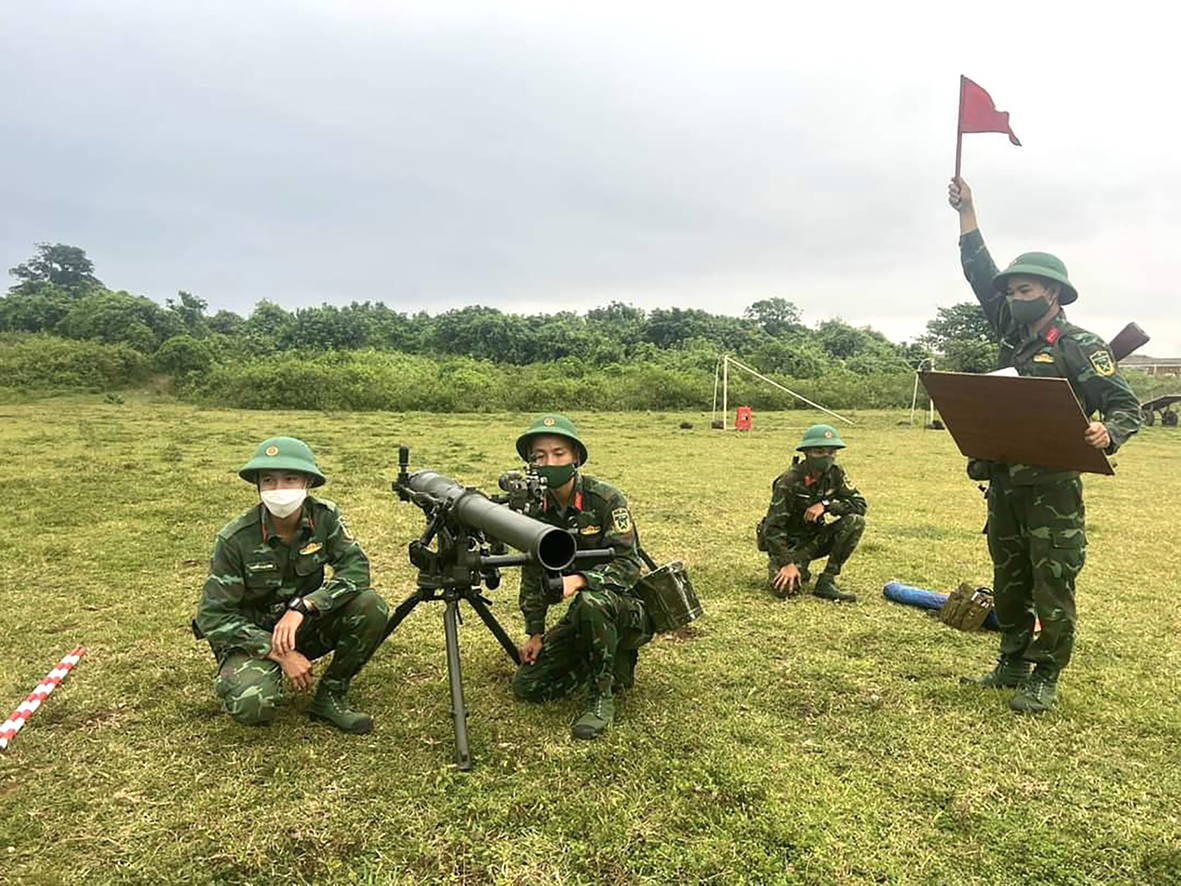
[735,406,753,430]
[0,647,86,751]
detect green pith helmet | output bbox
[516,413,589,464]
[238,436,326,487]
[796,424,846,451]
[993,252,1078,305]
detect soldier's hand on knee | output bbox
[278,652,314,692]
[804,503,825,524]
[519,634,543,665]
[271,611,304,657]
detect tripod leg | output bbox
[379,588,428,645]
[443,597,473,771]
[466,591,523,666]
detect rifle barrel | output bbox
[404,471,577,571]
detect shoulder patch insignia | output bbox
[611,508,632,534]
[1089,348,1115,377]
[1033,353,1055,363]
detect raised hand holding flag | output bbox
[956,76,1021,176]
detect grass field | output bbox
[1,399,1179,885]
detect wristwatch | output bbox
[287,596,311,616]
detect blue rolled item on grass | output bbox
[882,580,1000,631]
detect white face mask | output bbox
[260,487,307,518]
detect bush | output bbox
[182,348,919,413]
[0,333,151,392]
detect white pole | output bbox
[725,356,854,425]
[711,356,721,422]
[722,355,729,430]
[926,358,935,426]
[909,372,921,425]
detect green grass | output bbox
[1,400,1179,885]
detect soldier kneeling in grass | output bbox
[195,437,388,734]
[510,414,652,740]
[758,424,867,604]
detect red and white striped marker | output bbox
[0,647,86,751]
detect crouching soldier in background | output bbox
[195,437,389,734]
[511,414,652,740]
[759,424,867,603]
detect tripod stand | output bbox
[380,524,526,770]
[384,448,610,770]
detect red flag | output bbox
[958,76,1020,145]
[955,75,1020,177]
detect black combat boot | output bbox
[309,678,374,734]
[960,656,1031,688]
[813,573,857,603]
[1008,664,1059,713]
[571,692,615,740]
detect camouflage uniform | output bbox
[196,498,388,725]
[511,473,650,701]
[961,230,1140,672]
[762,462,867,593]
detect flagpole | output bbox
[954,75,965,179]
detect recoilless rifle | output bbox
[383,446,613,770]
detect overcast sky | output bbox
[2,1,1178,354]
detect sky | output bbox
[2,1,1178,355]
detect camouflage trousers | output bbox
[512,589,652,701]
[767,513,866,590]
[214,589,389,726]
[987,476,1086,670]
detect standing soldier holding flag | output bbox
[948,178,1141,713]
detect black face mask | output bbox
[1008,294,1054,326]
[536,463,577,489]
[806,454,834,474]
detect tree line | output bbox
[2,242,1007,384]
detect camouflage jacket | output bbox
[960,229,1141,484]
[195,497,370,660]
[762,461,867,565]
[518,473,643,636]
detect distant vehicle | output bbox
[1140,394,1181,427]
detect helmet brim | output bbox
[993,267,1078,306]
[797,441,846,452]
[516,430,589,465]
[239,460,326,487]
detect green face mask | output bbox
[805,454,834,473]
[1007,295,1053,325]
[536,463,577,489]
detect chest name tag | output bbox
[299,542,323,556]
[247,561,277,573]
[1033,353,1055,363]
[580,525,600,535]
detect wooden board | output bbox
[920,371,1113,475]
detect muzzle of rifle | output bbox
[405,471,577,571]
